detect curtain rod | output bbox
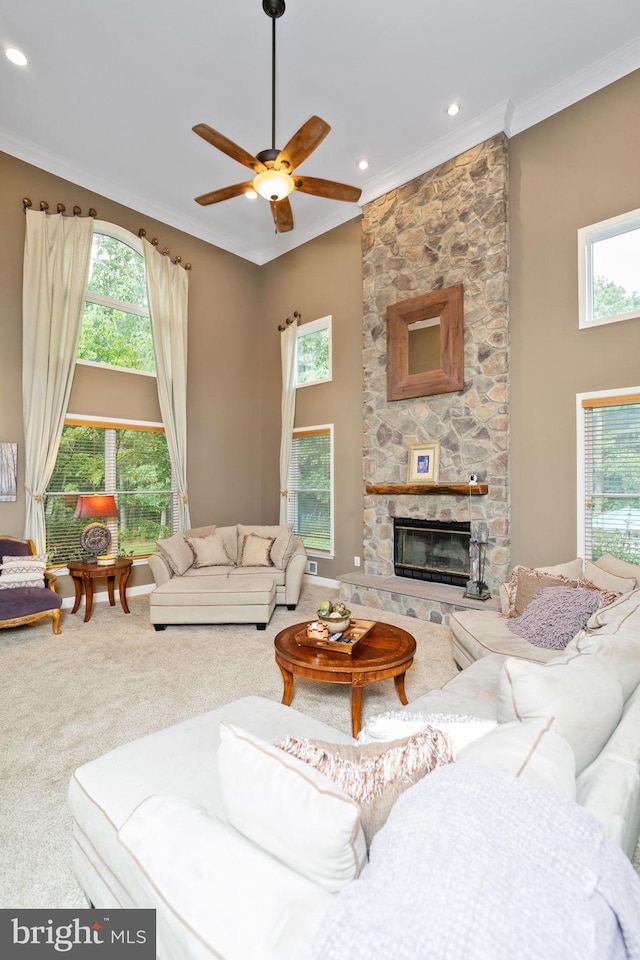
[278,310,301,331]
[137,229,191,270]
[20,202,192,271]
[22,198,97,217]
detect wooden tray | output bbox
[295,619,377,655]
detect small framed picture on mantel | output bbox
[407,442,440,484]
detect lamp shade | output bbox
[74,495,118,520]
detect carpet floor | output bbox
[0,584,458,908]
[2,583,639,909]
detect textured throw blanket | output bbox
[312,764,640,960]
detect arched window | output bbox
[78,222,154,372]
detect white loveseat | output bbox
[147,523,307,629]
[69,565,640,959]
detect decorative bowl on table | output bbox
[317,610,352,634]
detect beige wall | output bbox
[258,218,364,579]
[509,69,640,568]
[0,151,261,592]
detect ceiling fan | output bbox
[192,0,362,233]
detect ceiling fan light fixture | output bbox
[252,168,294,202]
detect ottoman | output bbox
[150,575,277,630]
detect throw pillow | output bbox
[457,716,577,799]
[270,529,297,570]
[217,723,366,894]
[156,532,194,576]
[238,525,296,570]
[506,586,600,649]
[584,559,636,595]
[277,729,455,846]
[186,533,232,568]
[566,630,640,701]
[239,533,275,567]
[184,524,217,540]
[497,653,623,774]
[584,585,640,631]
[595,552,640,586]
[0,554,47,589]
[359,710,497,753]
[504,566,580,617]
[537,558,585,580]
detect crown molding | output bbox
[508,36,640,136]
[0,125,261,264]
[251,205,363,265]
[359,101,512,207]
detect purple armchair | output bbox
[0,536,62,635]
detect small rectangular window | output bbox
[296,316,332,387]
[286,425,334,556]
[577,389,640,564]
[45,419,175,564]
[578,209,640,329]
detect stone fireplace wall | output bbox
[362,133,510,595]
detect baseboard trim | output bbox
[302,574,339,589]
[61,582,154,610]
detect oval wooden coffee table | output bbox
[274,620,417,737]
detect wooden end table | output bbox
[274,620,416,737]
[67,558,133,623]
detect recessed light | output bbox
[446,102,460,117]
[245,190,258,200]
[357,158,369,171]
[6,47,27,67]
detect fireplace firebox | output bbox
[393,517,470,587]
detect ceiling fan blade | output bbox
[293,175,362,203]
[275,116,331,172]
[270,197,294,233]
[194,182,254,206]
[192,124,266,173]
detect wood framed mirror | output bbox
[386,283,464,401]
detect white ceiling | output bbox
[2,0,640,265]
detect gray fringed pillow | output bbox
[507,586,600,649]
[277,729,455,845]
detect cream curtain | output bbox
[22,210,94,552]
[143,239,191,532]
[279,321,297,523]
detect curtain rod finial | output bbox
[22,198,32,211]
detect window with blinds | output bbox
[286,425,333,555]
[580,392,640,564]
[45,420,175,565]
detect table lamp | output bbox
[74,495,118,561]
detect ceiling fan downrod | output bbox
[263,0,285,153]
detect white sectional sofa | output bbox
[147,523,307,629]
[69,553,640,958]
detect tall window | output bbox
[578,209,640,329]
[45,223,176,564]
[296,316,332,387]
[578,389,640,564]
[287,425,334,556]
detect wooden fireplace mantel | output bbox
[365,483,488,496]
